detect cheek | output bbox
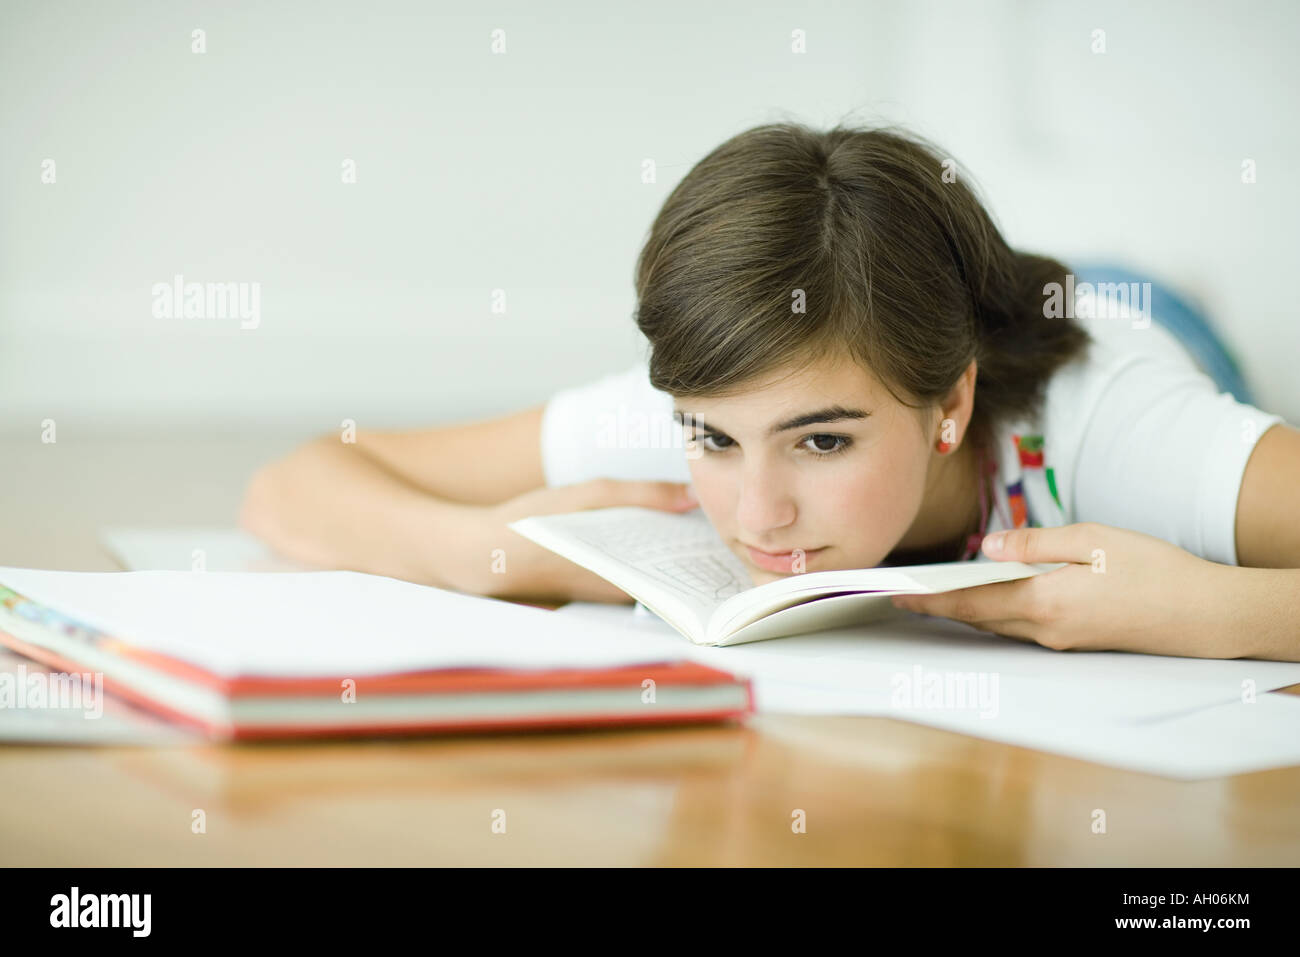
[811,446,928,559]
[687,444,926,550]
[819,463,916,529]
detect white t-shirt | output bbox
[540,315,1285,567]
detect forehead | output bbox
[673,353,888,415]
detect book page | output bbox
[707,560,1068,642]
[508,508,753,642]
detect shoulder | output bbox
[1037,311,1227,470]
[539,359,691,486]
[1036,316,1284,563]
[1041,312,1196,423]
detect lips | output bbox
[744,544,826,573]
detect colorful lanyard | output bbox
[959,442,1000,560]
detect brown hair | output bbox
[632,121,1093,455]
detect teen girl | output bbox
[240,122,1300,661]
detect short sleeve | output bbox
[1071,355,1285,565]
[539,361,693,487]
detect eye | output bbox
[695,432,735,453]
[689,431,853,457]
[801,434,853,457]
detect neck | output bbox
[885,435,986,565]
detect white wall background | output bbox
[2,0,1297,438]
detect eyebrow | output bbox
[672,405,871,438]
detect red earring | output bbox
[936,439,953,454]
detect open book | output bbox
[508,507,1067,646]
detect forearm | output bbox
[1210,565,1300,662]
[239,437,481,590]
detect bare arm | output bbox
[1235,423,1300,568]
[341,406,548,505]
[1212,566,1300,662]
[237,404,698,602]
[238,406,548,589]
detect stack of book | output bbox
[0,564,752,741]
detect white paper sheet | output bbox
[0,567,692,677]
[551,601,1300,779]
[552,601,1300,721]
[749,679,1300,780]
[100,527,313,572]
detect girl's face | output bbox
[674,353,977,586]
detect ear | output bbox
[937,359,978,442]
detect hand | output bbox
[888,522,1233,657]
[461,479,699,604]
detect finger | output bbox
[982,522,1100,565]
[892,578,1037,623]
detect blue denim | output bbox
[1068,262,1258,406]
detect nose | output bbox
[734,457,797,539]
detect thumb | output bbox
[981,523,1096,564]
